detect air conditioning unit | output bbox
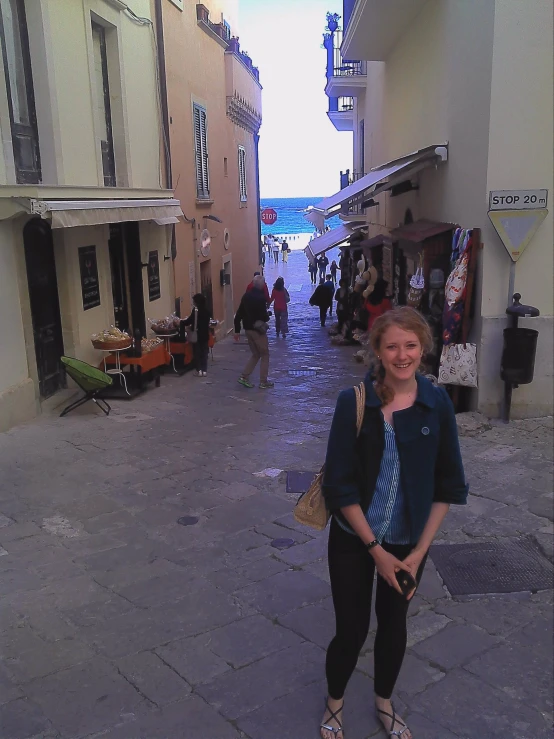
[220,270,231,286]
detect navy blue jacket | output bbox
[322,373,468,544]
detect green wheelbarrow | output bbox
[60,356,113,417]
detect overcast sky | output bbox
[238,0,352,199]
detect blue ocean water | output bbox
[260,197,341,236]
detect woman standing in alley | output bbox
[320,307,468,739]
[330,259,338,285]
[179,293,212,377]
[270,276,290,338]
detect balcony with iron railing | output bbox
[327,95,354,131]
[324,28,366,99]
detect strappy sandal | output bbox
[376,704,410,737]
[320,698,344,738]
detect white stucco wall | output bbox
[479,0,554,417]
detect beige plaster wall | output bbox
[0,0,162,188]
[479,0,553,417]
[163,0,260,331]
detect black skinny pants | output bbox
[326,518,428,700]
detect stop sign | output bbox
[261,208,277,226]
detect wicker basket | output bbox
[151,327,176,336]
[91,338,131,351]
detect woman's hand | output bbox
[372,547,412,594]
[402,548,426,600]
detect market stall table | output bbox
[100,344,133,396]
[101,343,171,392]
[156,332,178,373]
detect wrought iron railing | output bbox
[328,31,366,77]
[338,96,354,111]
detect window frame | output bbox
[193,102,210,200]
[91,20,116,187]
[0,0,41,183]
[238,145,247,203]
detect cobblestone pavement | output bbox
[0,249,552,739]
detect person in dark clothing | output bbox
[318,254,330,281]
[310,277,334,327]
[330,260,338,285]
[180,293,211,376]
[335,279,350,333]
[234,275,274,389]
[308,260,318,285]
[247,272,271,305]
[323,274,335,317]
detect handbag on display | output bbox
[294,382,366,531]
[438,343,478,388]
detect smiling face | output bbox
[378,325,423,384]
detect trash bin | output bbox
[501,327,539,385]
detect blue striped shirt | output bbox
[337,421,411,544]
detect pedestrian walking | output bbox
[247,271,271,305]
[318,254,330,281]
[310,277,333,327]
[323,274,335,318]
[270,276,290,338]
[234,275,274,389]
[319,307,468,739]
[282,239,290,263]
[272,238,280,264]
[178,293,212,377]
[261,241,266,268]
[308,260,318,285]
[330,260,338,284]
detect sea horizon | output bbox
[260,196,340,236]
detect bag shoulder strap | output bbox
[353,381,366,437]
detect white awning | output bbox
[304,144,448,226]
[305,222,365,260]
[29,198,183,229]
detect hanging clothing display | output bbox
[443,230,473,346]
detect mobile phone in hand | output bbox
[395,570,417,597]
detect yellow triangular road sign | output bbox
[488,208,548,262]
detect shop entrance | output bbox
[200,260,213,316]
[223,259,233,331]
[23,219,65,398]
[108,223,146,337]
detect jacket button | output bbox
[421,426,430,435]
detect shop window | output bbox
[0,0,41,183]
[91,21,116,187]
[193,103,210,199]
[238,145,247,202]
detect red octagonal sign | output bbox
[261,207,277,226]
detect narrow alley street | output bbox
[0,250,552,739]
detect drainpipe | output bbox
[154,0,183,313]
[254,132,262,265]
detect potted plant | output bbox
[326,11,340,32]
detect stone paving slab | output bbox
[0,250,552,738]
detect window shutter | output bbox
[194,104,209,198]
[238,146,247,202]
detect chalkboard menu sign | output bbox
[78,245,100,310]
[147,250,161,301]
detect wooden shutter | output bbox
[238,146,247,202]
[193,104,209,199]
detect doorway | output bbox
[23,219,64,398]
[223,259,234,332]
[108,223,146,337]
[200,260,213,317]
